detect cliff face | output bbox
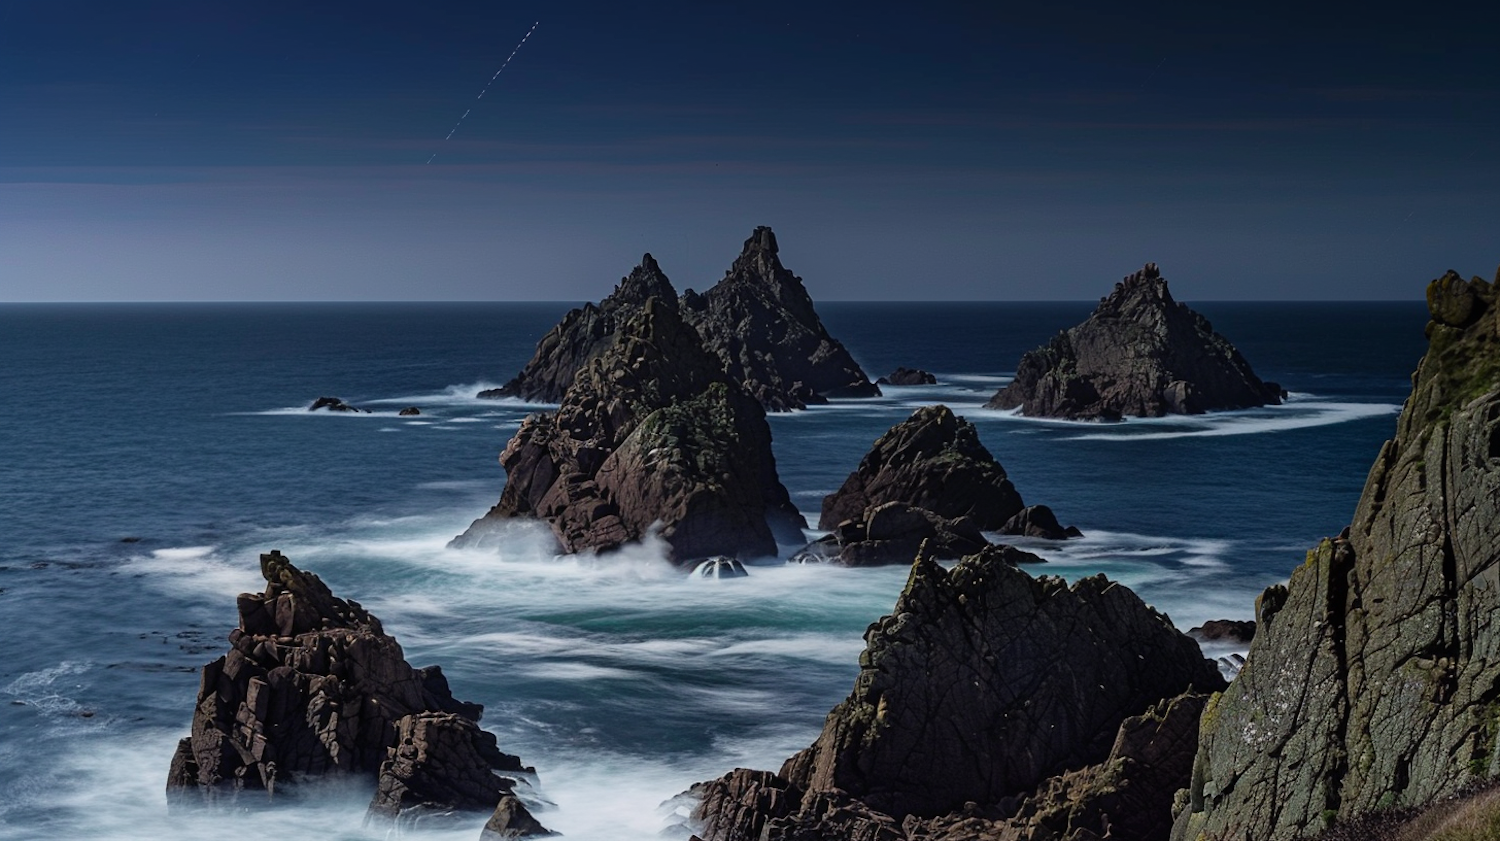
[680,227,880,411]
[986,264,1283,420]
[1173,270,1500,840]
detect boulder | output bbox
[679,226,880,411]
[309,396,364,412]
[399,407,422,416]
[794,502,993,567]
[877,367,937,386]
[688,547,1224,841]
[481,794,557,839]
[1186,618,1256,644]
[165,551,542,828]
[998,504,1083,540]
[1172,268,1500,840]
[986,263,1286,420]
[452,298,806,564]
[480,253,677,402]
[693,557,750,579]
[818,405,1026,531]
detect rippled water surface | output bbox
[0,300,1428,840]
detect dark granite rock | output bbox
[794,503,990,567]
[693,557,750,578]
[166,551,539,824]
[1187,618,1256,644]
[877,367,937,386]
[452,298,806,564]
[689,548,1224,841]
[481,794,557,839]
[819,405,1025,531]
[679,227,879,411]
[399,407,422,416]
[986,264,1285,420]
[480,254,677,402]
[309,396,365,412]
[1173,268,1500,841]
[998,504,1083,540]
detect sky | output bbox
[1,1,1497,301]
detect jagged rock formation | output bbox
[878,367,937,386]
[986,264,1285,420]
[1172,269,1500,841]
[689,548,1225,841]
[453,298,806,564]
[166,551,550,833]
[479,254,676,402]
[820,405,1028,531]
[680,226,880,411]
[793,501,992,567]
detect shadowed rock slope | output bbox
[453,297,805,564]
[166,551,550,836]
[986,264,1284,420]
[1171,269,1500,841]
[479,254,676,403]
[690,547,1224,841]
[680,226,880,410]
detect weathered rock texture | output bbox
[690,548,1225,841]
[480,254,676,403]
[794,501,992,567]
[819,405,1027,531]
[1172,268,1500,841]
[166,551,549,832]
[680,226,879,411]
[986,264,1284,420]
[454,297,805,564]
[878,367,937,386]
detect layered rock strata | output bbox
[986,264,1284,420]
[166,551,550,834]
[479,254,676,403]
[453,297,805,564]
[690,547,1224,841]
[1171,269,1500,840]
[680,226,879,410]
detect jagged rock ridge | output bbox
[690,547,1224,841]
[166,551,551,835]
[453,297,806,564]
[1172,268,1500,841]
[680,226,880,410]
[986,264,1284,420]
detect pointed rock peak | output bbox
[1103,262,1174,308]
[612,252,677,305]
[728,226,788,280]
[746,226,778,256]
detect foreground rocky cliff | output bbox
[454,297,805,563]
[1172,269,1500,841]
[987,264,1283,420]
[689,547,1224,840]
[167,551,550,837]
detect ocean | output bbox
[0,300,1428,840]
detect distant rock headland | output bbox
[986,264,1285,420]
[166,551,551,837]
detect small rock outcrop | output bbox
[1172,268,1500,840]
[482,793,558,839]
[166,551,550,833]
[480,254,677,402]
[1000,504,1084,540]
[688,548,1224,841]
[794,501,991,567]
[399,407,422,416]
[453,298,806,564]
[680,227,880,411]
[877,367,937,386]
[1186,618,1256,644]
[309,396,365,412]
[986,264,1285,420]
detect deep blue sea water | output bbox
[0,301,1428,840]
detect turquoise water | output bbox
[0,301,1427,839]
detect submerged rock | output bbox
[1173,268,1500,840]
[986,263,1285,420]
[680,227,880,411]
[688,546,1224,841]
[453,298,806,564]
[166,551,548,833]
[877,367,936,386]
[693,557,750,579]
[399,407,422,416]
[309,396,365,412]
[480,254,677,403]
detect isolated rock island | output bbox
[986,263,1284,420]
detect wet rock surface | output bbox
[166,551,549,834]
[308,396,365,412]
[689,548,1224,840]
[453,297,805,564]
[680,227,879,411]
[986,264,1284,420]
[1173,268,1500,841]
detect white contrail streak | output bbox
[427,20,539,162]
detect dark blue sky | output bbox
[2,1,1496,300]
